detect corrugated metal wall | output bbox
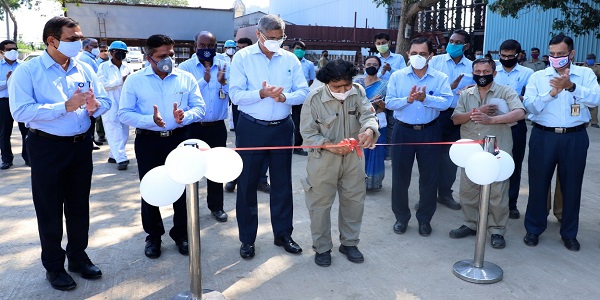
[484,3,600,62]
[270,0,388,29]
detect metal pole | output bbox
[453,135,503,284]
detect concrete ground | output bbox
[1,121,600,300]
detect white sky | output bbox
[2,0,270,44]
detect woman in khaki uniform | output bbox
[300,59,379,267]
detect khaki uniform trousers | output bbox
[547,170,563,220]
[459,169,509,235]
[303,151,366,254]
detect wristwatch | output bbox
[566,83,576,92]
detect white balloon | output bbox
[178,139,211,151]
[165,146,208,184]
[140,165,185,207]
[495,150,515,182]
[204,147,243,183]
[449,139,483,168]
[465,152,501,185]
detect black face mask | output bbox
[365,66,378,76]
[473,74,493,87]
[500,57,518,68]
[196,48,216,62]
[113,51,126,61]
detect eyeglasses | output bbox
[499,54,518,59]
[260,32,286,41]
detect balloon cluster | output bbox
[449,139,514,185]
[140,139,243,207]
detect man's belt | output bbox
[397,119,437,131]
[240,111,289,126]
[135,127,184,137]
[532,123,585,134]
[198,120,223,127]
[29,128,88,143]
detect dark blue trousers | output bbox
[524,127,588,239]
[27,131,93,272]
[0,99,26,163]
[391,121,441,223]
[187,121,227,212]
[436,109,460,197]
[135,131,188,242]
[508,119,527,209]
[235,114,294,244]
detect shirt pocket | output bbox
[316,113,338,130]
[174,91,190,108]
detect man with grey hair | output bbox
[77,38,99,73]
[230,14,310,259]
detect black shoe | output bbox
[339,245,364,263]
[176,238,189,255]
[418,222,432,236]
[591,124,599,128]
[393,221,407,234]
[98,137,107,143]
[523,233,539,246]
[509,209,520,219]
[144,239,161,258]
[0,162,13,170]
[93,140,103,146]
[117,161,128,170]
[68,258,102,279]
[274,234,302,254]
[46,269,77,291]
[224,181,236,192]
[490,234,506,249]
[211,210,228,222]
[437,195,461,210]
[24,161,30,167]
[314,250,331,267]
[562,238,580,251]
[293,149,308,156]
[240,243,255,259]
[257,182,271,193]
[449,225,476,239]
[92,146,100,150]
[107,157,117,163]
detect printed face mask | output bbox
[149,55,174,73]
[196,48,216,62]
[473,74,493,87]
[549,55,570,70]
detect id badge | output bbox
[219,88,226,99]
[571,104,580,116]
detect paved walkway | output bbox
[1,122,599,299]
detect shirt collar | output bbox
[467,81,498,95]
[542,64,579,77]
[249,43,281,57]
[142,64,179,78]
[443,53,470,66]
[41,50,78,71]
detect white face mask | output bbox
[226,48,236,56]
[91,47,100,57]
[57,40,82,58]
[4,49,18,61]
[260,33,284,53]
[327,84,353,101]
[409,54,428,70]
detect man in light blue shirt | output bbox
[178,31,230,223]
[230,14,309,260]
[522,34,600,252]
[0,39,25,169]
[386,37,452,237]
[494,39,534,220]
[77,38,106,147]
[291,40,315,156]
[428,29,475,210]
[9,16,110,291]
[119,34,204,260]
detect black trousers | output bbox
[27,130,93,272]
[135,130,188,242]
[187,121,227,211]
[508,119,527,209]
[291,104,303,147]
[524,127,588,239]
[391,122,441,223]
[235,114,294,244]
[436,109,460,197]
[0,99,27,163]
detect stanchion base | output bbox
[171,289,227,300]
[453,259,503,284]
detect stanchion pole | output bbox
[172,144,226,300]
[452,135,503,284]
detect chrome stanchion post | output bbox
[453,135,503,284]
[172,144,226,300]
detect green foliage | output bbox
[489,0,600,38]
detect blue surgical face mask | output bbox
[587,59,595,66]
[475,55,483,59]
[446,43,464,58]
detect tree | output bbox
[0,0,40,42]
[373,0,442,56]
[489,0,600,38]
